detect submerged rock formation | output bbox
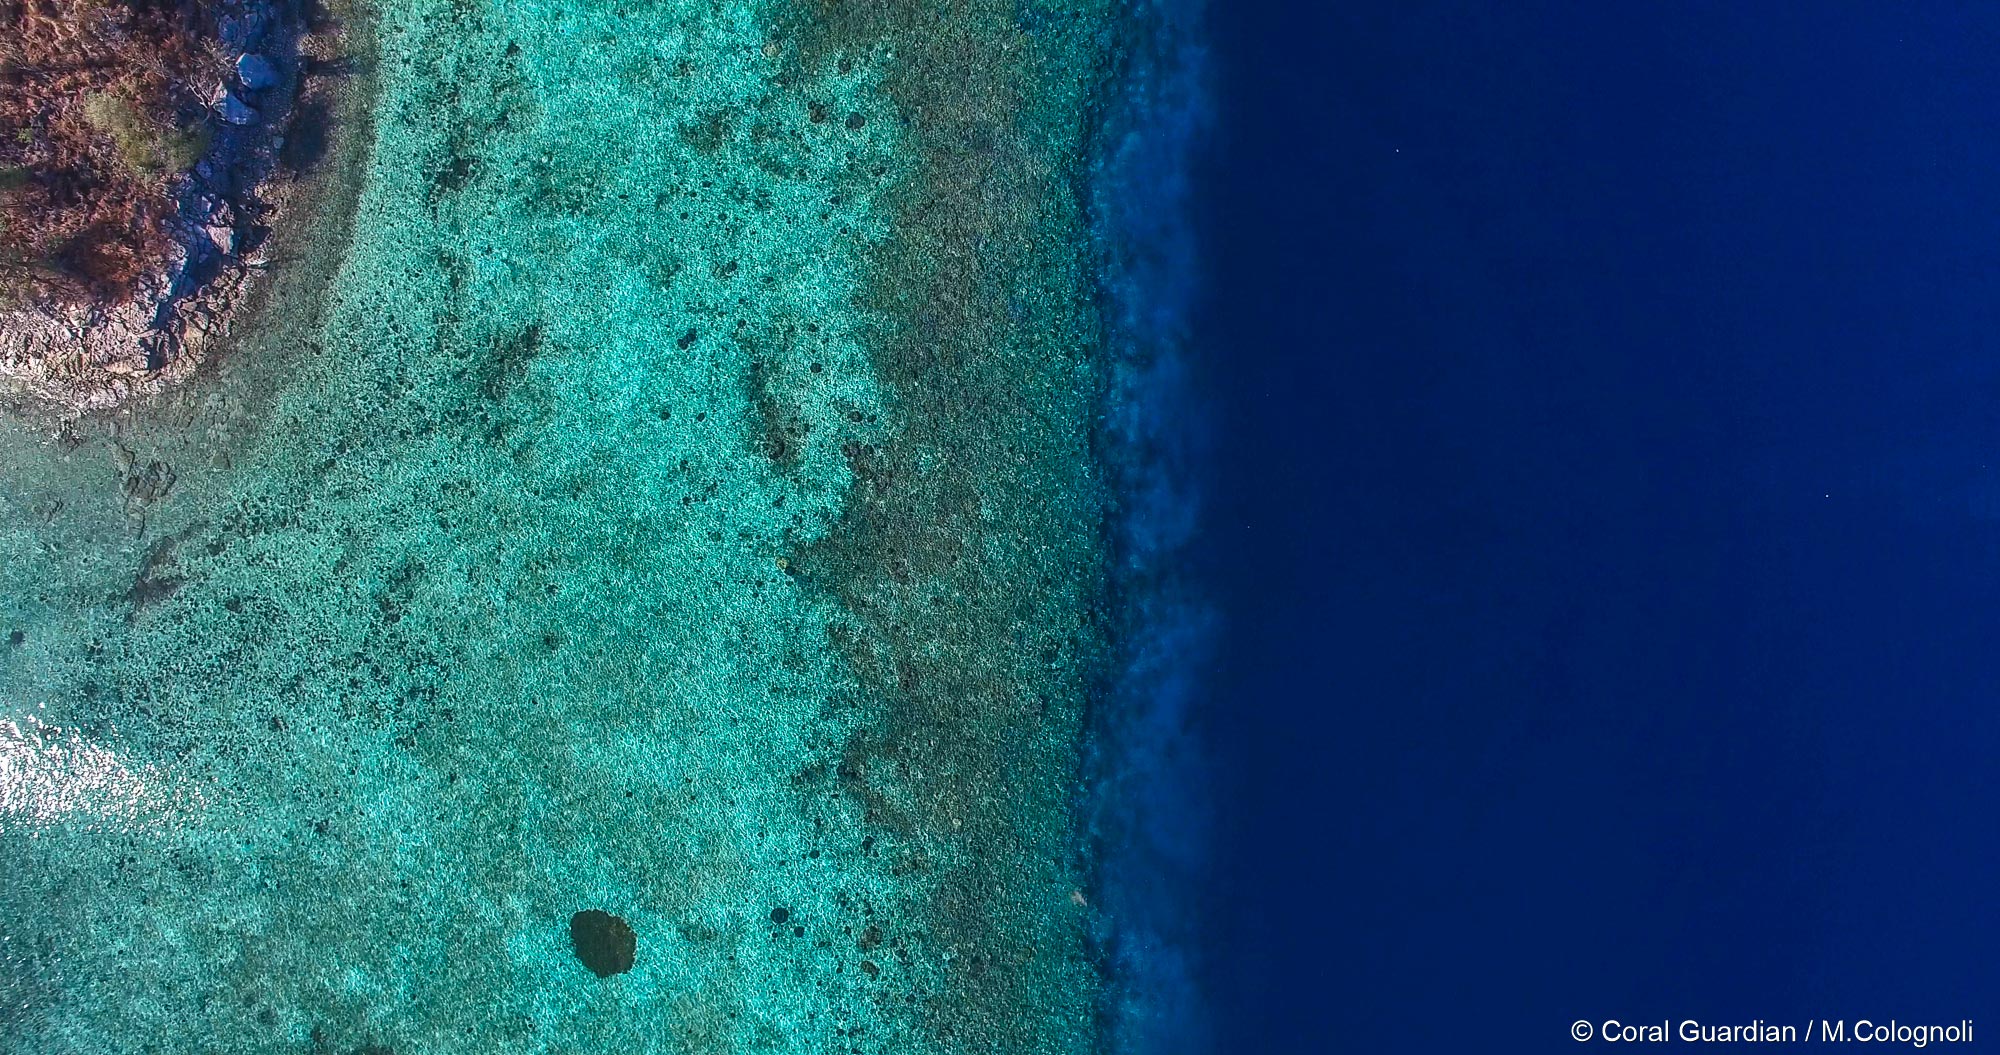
[568,909,637,977]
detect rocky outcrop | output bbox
[0,0,331,416]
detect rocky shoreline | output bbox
[0,0,349,418]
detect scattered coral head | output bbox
[569,908,638,977]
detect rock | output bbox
[568,909,636,977]
[236,53,280,91]
[220,92,259,126]
[217,14,252,50]
[195,158,235,193]
[121,459,177,504]
[204,224,234,255]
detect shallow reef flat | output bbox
[0,0,1127,1052]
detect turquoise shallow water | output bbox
[0,1,1178,1051]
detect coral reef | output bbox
[0,0,1170,1051]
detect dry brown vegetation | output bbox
[0,0,220,303]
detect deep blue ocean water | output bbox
[1199,3,1999,1050]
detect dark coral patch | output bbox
[569,909,637,977]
